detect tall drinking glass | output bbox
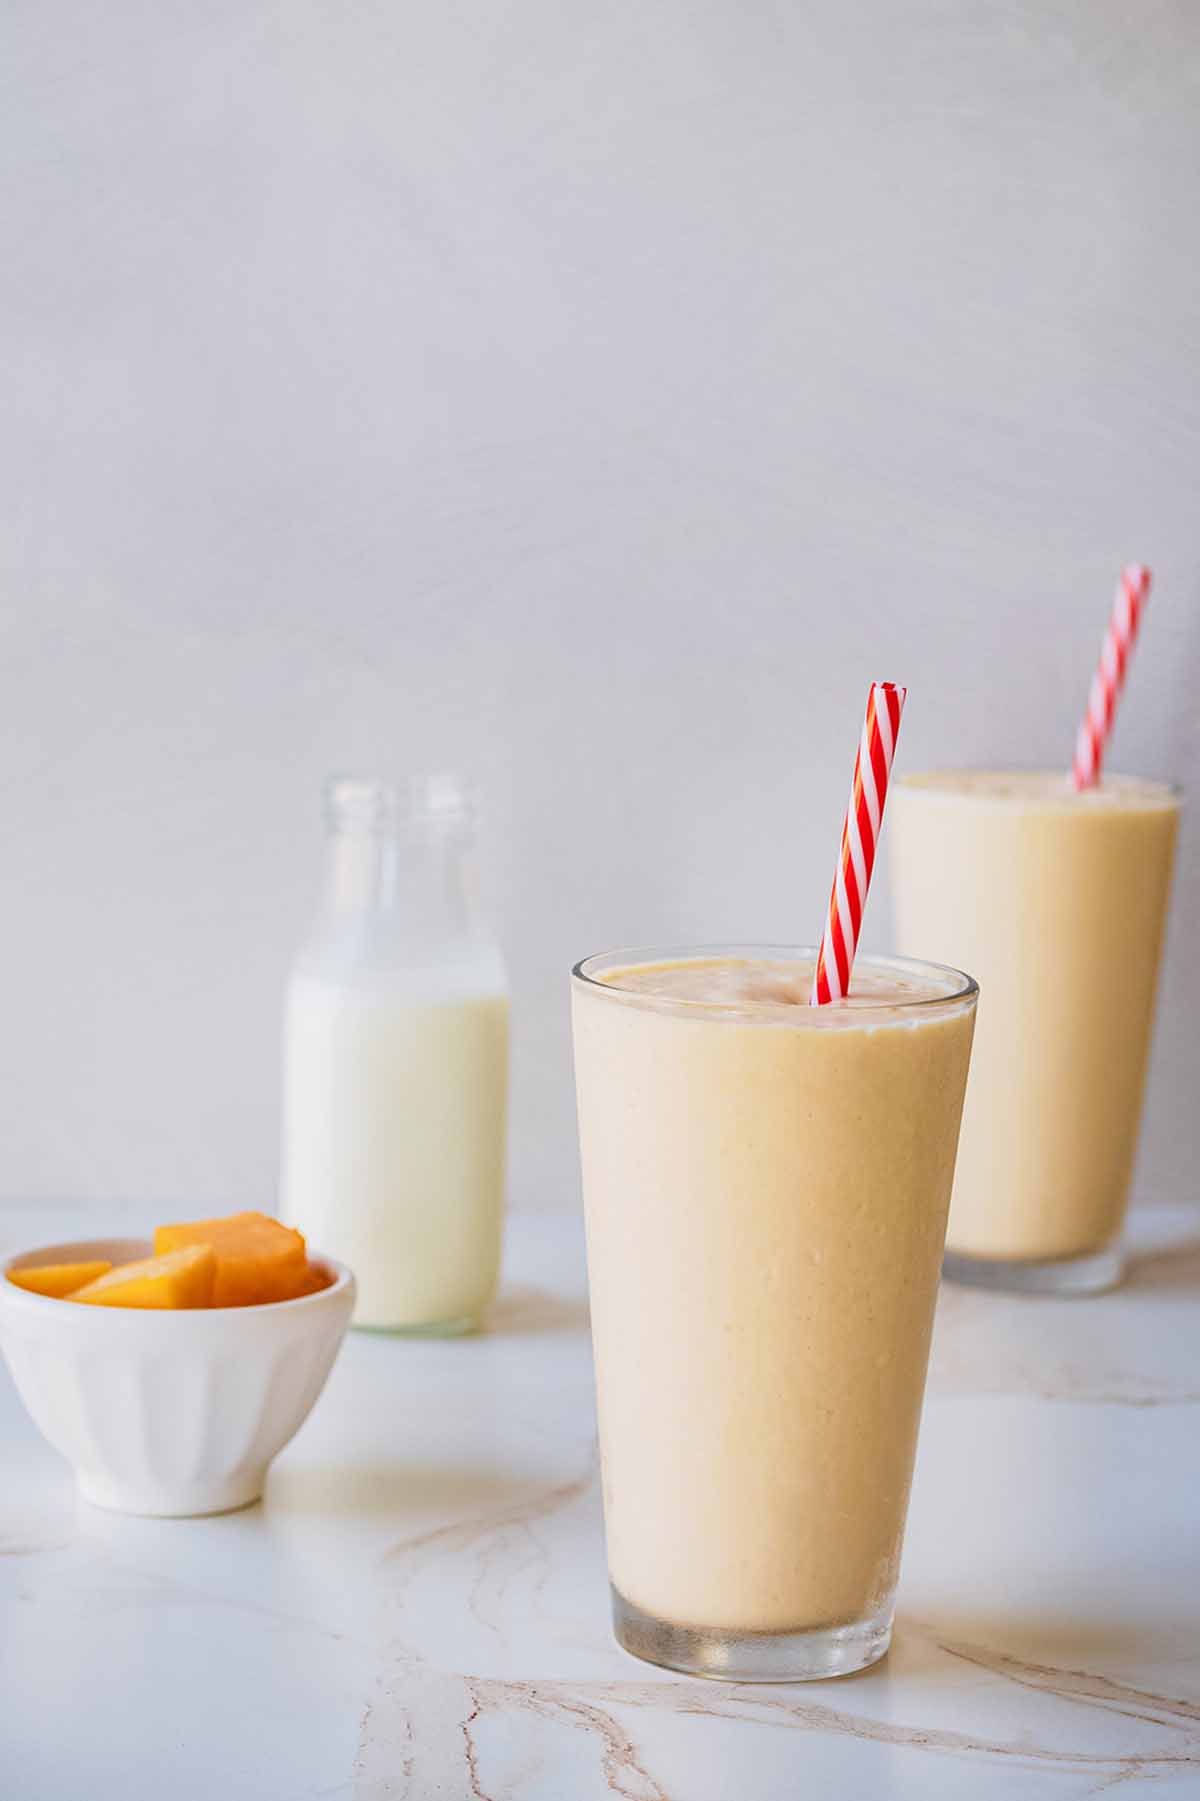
[891,772,1180,1294]
[571,947,977,1681]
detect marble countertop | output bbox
[2,1201,1199,1800]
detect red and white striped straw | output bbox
[1072,564,1152,790]
[811,682,906,1006]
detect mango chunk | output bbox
[154,1211,308,1307]
[71,1245,216,1309]
[292,1265,332,1298]
[7,1259,113,1299]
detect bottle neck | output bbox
[301,774,494,969]
[323,824,476,941]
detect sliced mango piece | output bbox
[7,1259,113,1299]
[153,1211,308,1307]
[292,1265,332,1298]
[71,1245,216,1309]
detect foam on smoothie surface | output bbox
[900,771,1175,810]
[599,957,960,1014]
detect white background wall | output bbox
[4,1,1198,1218]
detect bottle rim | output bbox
[324,773,476,833]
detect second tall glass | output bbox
[891,772,1179,1294]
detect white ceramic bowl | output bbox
[0,1236,355,1516]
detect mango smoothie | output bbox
[891,772,1179,1291]
[571,947,976,1680]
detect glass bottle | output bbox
[282,775,509,1332]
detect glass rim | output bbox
[571,944,979,1023]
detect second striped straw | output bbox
[811,682,907,1006]
[1072,564,1152,789]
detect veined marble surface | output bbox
[1,1201,1198,1800]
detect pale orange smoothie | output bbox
[571,947,976,1680]
[892,773,1179,1290]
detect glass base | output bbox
[943,1242,1124,1296]
[611,1585,893,1682]
[352,1313,480,1337]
